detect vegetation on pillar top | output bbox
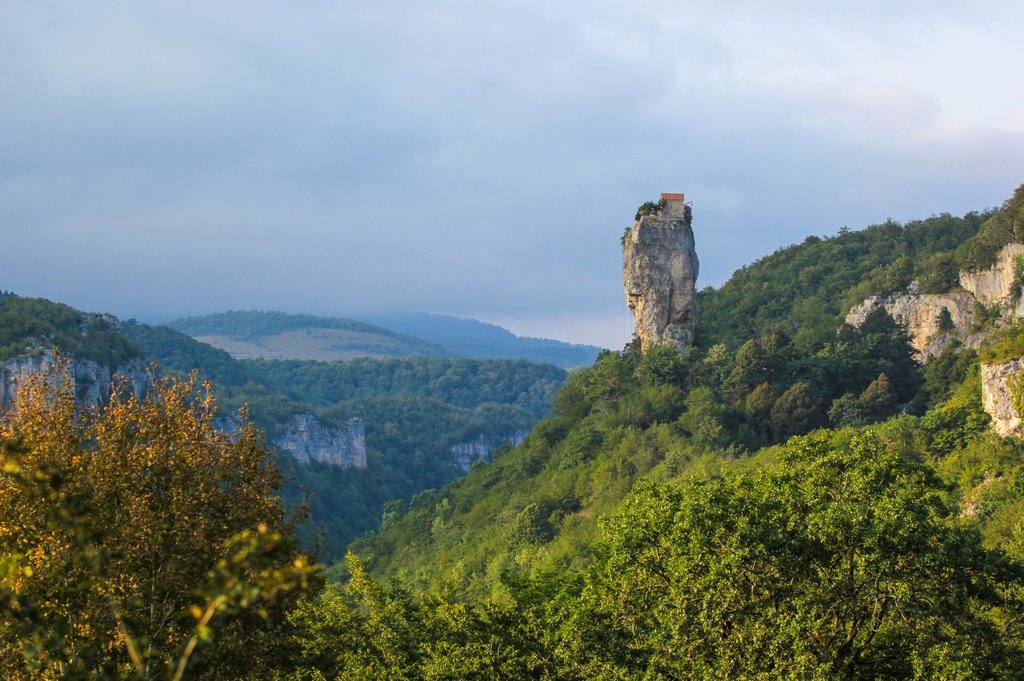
[634,197,668,222]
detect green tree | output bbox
[743,382,777,441]
[721,339,767,402]
[285,554,556,680]
[859,372,897,421]
[563,431,1022,679]
[771,381,820,440]
[677,387,728,450]
[936,307,955,333]
[828,393,867,428]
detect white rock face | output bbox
[845,243,1024,361]
[274,413,367,469]
[450,430,528,471]
[981,360,1024,437]
[844,292,980,360]
[960,243,1024,312]
[0,352,150,409]
[622,197,699,350]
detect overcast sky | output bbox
[2,1,1023,348]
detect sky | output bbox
[2,1,1023,349]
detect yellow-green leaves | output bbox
[0,357,317,679]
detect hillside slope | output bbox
[696,210,992,349]
[121,321,565,558]
[167,310,458,361]
[357,312,604,368]
[353,185,1024,604]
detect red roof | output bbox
[660,192,685,202]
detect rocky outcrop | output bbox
[0,352,150,409]
[960,243,1024,314]
[623,194,699,351]
[845,243,1024,361]
[450,430,528,471]
[274,413,367,468]
[845,292,981,360]
[981,360,1024,436]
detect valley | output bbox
[5,185,1024,676]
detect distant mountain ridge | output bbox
[357,312,604,368]
[167,310,457,361]
[167,310,604,368]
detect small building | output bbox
[660,192,685,203]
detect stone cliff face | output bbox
[845,292,981,360]
[450,430,528,471]
[844,243,1024,438]
[623,195,699,351]
[845,244,1024,361]
[960,243,1024,314]
[274,413,367,469]
[0,352,151,410]
[981,360,1024,437]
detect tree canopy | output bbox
[0,359,316,679]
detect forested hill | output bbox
[119,320,566,557]
[167,310,458,361]
[358,312,605,368]
[0,306,568,558]
[8,187,1024,677]
[332,186,1024,677]
[169,309,604,368]
[697,209,993,349]
[0,296,143,368]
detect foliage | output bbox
[916,251,960,294]
[936,307,955,333]
[0,359,317,679]
[696,210,989,349]
[13,187,1024,676]
[1010,371,1024,424]
[121,321,250,386]
[1012,255,1024,301]
[121,321,567,558]
[355,312,928,596]
[284,554,557,680]
[980,319,1024,365]
[634,197,667,222]
[955,184,1024,271]
[302,183,1024,676]
[565,431,1022,679]
[0,296,143,367]
[243,356,563,419]
[294,431,1024,678]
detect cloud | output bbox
[1,1,1022,347]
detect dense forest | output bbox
[331,186,1024,677]
[0,297,143,368]
[120,321,566,557]
[5,186,1024,677]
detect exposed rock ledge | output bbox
[274,413,367,469]
[981,360,1024,437]
[845,292,982,360]
[845,243,1024,361]
[450,430,528,471]
[0,352,150,409]
[960,242,1024,313]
